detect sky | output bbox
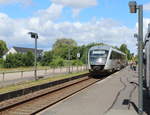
[0,0,150,53]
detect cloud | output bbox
[36,3,64,21]
[0,1,142,53]
[51,0,98,17]
[135,18,150,36]
[51,0,97,9]
[0,0,33,5]
[144,2,150,11]
[0,11,137,53]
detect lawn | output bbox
[0,66,53,73]
[0,70,88,94]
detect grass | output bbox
[0,71,88,94]
[0,66,50,73]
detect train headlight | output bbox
[97,58,103,63]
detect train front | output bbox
[88,49,108,73]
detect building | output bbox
[3,46,43,59]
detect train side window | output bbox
[110,52,112,59]
[110,51,113,59]
[110,51,116,59]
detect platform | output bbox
[38,67,147,115]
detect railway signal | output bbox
[129,1,143,115]
[28,32,38,80]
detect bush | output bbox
[40,51,53,66]
[22,51,34,66]
[71,60,83,66]
[3,51,34,68]
[3,53,21,68]
[50,57,64,68]
[0,58,4,67]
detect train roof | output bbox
[89,45,126,56]
[89,45,111,51]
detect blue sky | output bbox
[0,0,150,53]
[0,0,149,26]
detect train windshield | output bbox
[90,50,108,58]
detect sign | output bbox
[77,53,80,58]
[92,50,105,54]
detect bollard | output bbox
[72,66,73,72]
[21,71,23,78]
[2,72,5,87]
[53,68,55,73]
[45,69,47,75]
[2,72,4,81]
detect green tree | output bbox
[0,58,4,67]
[53,38,77,49]
[52,38,78,59]
[50,57,64,67]
[0,40,8,58]
[3,51,34,68]
[119,44,132,60]
[22,51,34,66]
[3,53,22,68]
[40,51,53,66]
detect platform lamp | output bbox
[129,1,143,115]
[28,32,38,80]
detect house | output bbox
[3,46,43,59]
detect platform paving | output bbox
[38,67,148,115]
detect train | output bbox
[144,24,150,96]
[88,45,127,74]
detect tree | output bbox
[3,53,22,68]
[53,38,77,49]
[50,57,64,67]
[40,51,53,66]
[120,44,128,54]
[52,38,78,59]
[22,51,34,66]
[3,51,34,68]
[119,44,132,60]
[0,40,8,58]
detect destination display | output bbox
[92,50,105,54]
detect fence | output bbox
[0,65,88,87]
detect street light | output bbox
[28,32,38,80]
[129,1,137,13]
[68,48,71,73]
[129,1,143,115]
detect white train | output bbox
[144,24,150,96]
[88,45,127,74]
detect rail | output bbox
[0,73,101,115]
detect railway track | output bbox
[0,74,103,115]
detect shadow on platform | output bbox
[129,88,150,115]
[143,89,150,115]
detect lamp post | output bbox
[129,1,143,114]
[28,32,38,80]
[77,52,80,72]
[68,48,71,73]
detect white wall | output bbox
[3,48,17,59]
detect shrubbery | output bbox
[0,38,133,69]
[3,51,34,68]
[49,57,64,67]
[0,58,4,67]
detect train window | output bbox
[90,50,108,58]
[110,51,115,59]
[110,51,122,59]
[110,50,126,60]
